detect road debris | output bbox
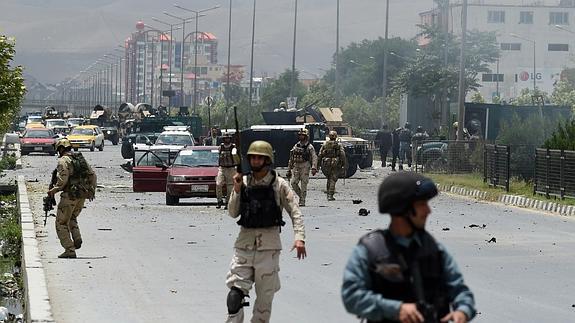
[97,228,112,231]
[358,208,370,216]
[352,199,363,204]
[442,228,450,231]
[468,224,486,229]
[487,237,497,243]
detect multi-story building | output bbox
[420,0,575,102]
[124,22,241,108]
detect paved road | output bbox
[15,144,575,322]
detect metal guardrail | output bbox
[534,148,575,199]
[483,144,510,192]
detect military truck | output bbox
[240,107,372,178]
[89,105,120,145]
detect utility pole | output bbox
[456,0,468,141]
[335,0,340,106]
[381,0,389,128]
[289,0,298,102]
[248,0,257,127]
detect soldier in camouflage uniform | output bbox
[286,129,318,207]
[217,134,238,209]
[318,131,347,201]
[225,141,307,323]
[47,138,97,258]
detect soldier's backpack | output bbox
[68,153,96,200]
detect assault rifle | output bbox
[233,106,242,174]
[43,168,57,226]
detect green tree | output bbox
[259,69,306,111]
[510,88,550,105]
[544,119,575,150]
[0,35,25,133]
[551,81,575,109]
[471,92,485,103]
[321,37,417,102]
[394,24,499,99]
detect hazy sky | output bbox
[3,0,439,83]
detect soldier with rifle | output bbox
[224,107,307,323]
[47,139,97,259]
[341,172,476,323]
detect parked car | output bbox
[45,118,70,137]
[67,125,105,152]
[20,128,57,156]
[154,126,195,151]
[67,118,85,128]
[132,146,221,205]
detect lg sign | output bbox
[519,71,542,81]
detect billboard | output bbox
[516,68,562,93]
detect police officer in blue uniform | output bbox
[341,172,476,323]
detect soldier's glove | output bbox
[286,169,292,179]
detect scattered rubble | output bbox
[358,208,370,216]
[487,237,497,243]
[352,199,363,204]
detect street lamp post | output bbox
[381,0,389,129]
[248,0,257,126]
[510,33,536,92]
[290,0,298,103]
[226,0,233,122]
[335,0,340,106]
[151,19,183,107]
[174,4,220,113]
[456,0,468,141]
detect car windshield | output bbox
[71,128,94,136]
[27,117,42,123]
[156,134,193,146]
[24,130,52,138]
[68,119,83,126]
[173,150,218,167]
[46,120,67,127]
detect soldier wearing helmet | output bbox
[318,130,347,201]
[216,132,237,209]
[411,125,430,148]
[47,139,97,259]
[225,140,307,323]
[286,128,318,206]
[342,172,476,323]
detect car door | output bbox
[132,150,169,192]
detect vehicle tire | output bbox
[73,147,79,152]
[166,192,179,205]
[98,141,104,151]
[358,150,373,169]
[342,162,357,178]
[90,141,95,152]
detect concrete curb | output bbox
[436,183,575,217]
[17,175,55,323]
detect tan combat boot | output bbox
[58,250,77,259]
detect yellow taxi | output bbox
[67,125,105,152]
[25,123,45,129]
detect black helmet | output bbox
[378,172,438,215]
[416,125,424,132]
[404,122,411,129]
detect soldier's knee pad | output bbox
[227,287,249,314]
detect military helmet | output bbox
[404,122,412,129]
[328,130,338,139]
[416,125,424,132]
[56,138,72,150]
[453,121,459,128]
[279,101,287,109]
[298,128,309,137]
[378,172,438,215]
[247,140,274,163]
